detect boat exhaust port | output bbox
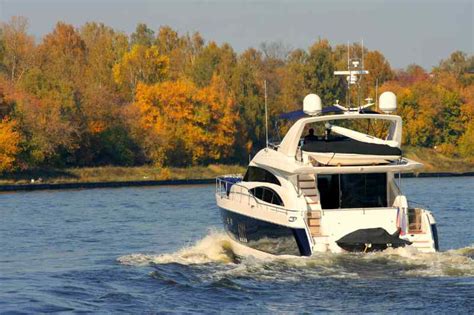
[336,228,412,252]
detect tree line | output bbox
[0,16,472,172]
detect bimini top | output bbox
[278,106,383,121]
[278,106,346,120]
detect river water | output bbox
[1,177,473,313]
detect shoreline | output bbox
[1,172,473,192]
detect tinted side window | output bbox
[243,166,280,186]
[250,187,284,206]
[253,187,264,200]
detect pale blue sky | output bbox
[0,0,472,69]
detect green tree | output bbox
[279,49,309,112]
[304,40,344,106]
[231,48,265,158]
[130,23,154,47]
[80,22,129,88]
[191,41,236,87]
[458,120,474,158]
[438,51,473,77]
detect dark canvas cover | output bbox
[336,228,411,252]
[302,137,402,156]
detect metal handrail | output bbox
[216,176,303,215]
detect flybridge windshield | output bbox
[303,118,394,142]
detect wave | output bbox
[117,230,236,266]
[118,231,474,279]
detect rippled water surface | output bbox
[1,177,473,313]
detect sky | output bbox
[0,0,472,69]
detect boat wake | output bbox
[118,231,237,266]
[118,231,474,280]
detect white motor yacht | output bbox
[216,56,439,257]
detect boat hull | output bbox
[219,208,312,257]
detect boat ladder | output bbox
[298,174,322,237]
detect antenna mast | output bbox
[347,42,350,107]
[264,80,269,149]
[334,41,372,111]
[375,78,379,111]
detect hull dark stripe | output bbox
[292,229,312,256]
[220,208,311,256]
[431,224,439,251]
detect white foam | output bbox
[118,230,235,266]
[118,232,474,278]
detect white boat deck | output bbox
[251,148,423,175]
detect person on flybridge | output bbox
[304,128,318,143]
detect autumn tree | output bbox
[39,22,86,85]
[0,117,21,172]
[155,26,180,55]
[11,22,88,166]
[113,44,169,95]
[155,27,205,80]
[9,91,78,166]
[0,29,4,70]
[0,16,35,82]
[364,50,393,96]
[130,23,154,47]
[0,16,472,171]
[131,78,236,166]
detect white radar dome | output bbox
[303,94,322,115]
[379,91,397,113]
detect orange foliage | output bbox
[113,45,169,91]
[0,117,21,172]
[0,18,472,169]
[132,76,236,165]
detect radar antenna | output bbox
[334,41,370,111]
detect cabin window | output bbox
[317,173,387,209]
[243,166,281,186]
[249,187,284,206]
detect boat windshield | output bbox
[317,173,387,209]
[302,118,393,143]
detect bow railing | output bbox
[215,175,302,216]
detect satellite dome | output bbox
[379,91,397,113]
[303,94,322,115]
